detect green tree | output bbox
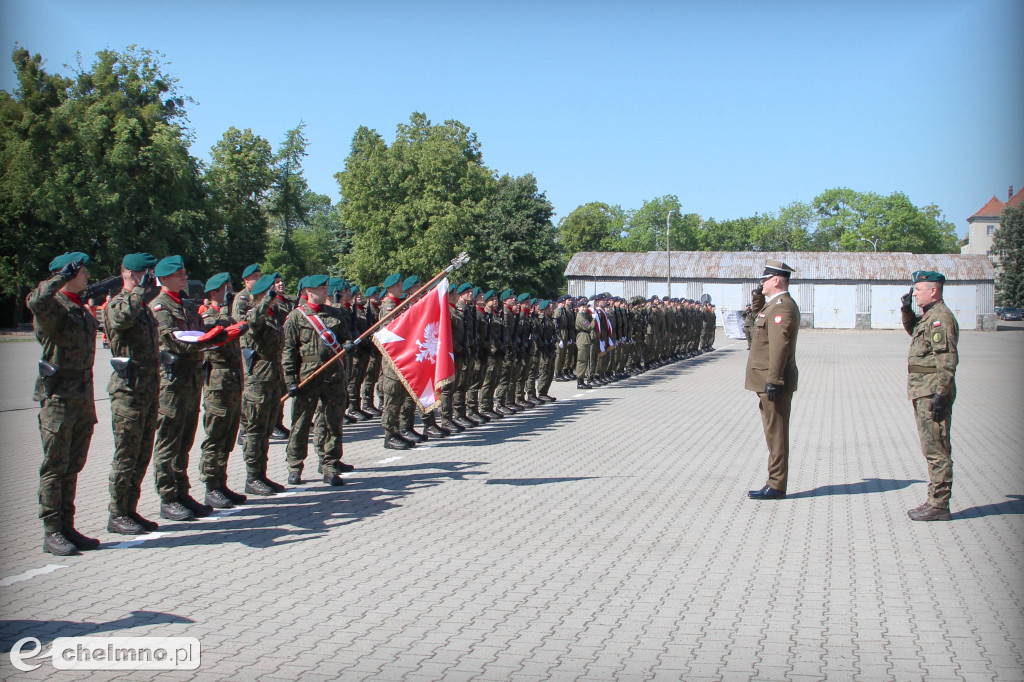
[750,202,813,251]
[204,126,274,276]
[262,192,345,290]
[555,202,627,255]
[618,195,698,252]
[994,206,1024,306]
[469,173,562,295]
[267,122,310,257]
[337,113,493,287]
[809,188,957,253]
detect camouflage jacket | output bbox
[150,290,210,390]
[450,302,466,357]
[104,285,160,396]
[231,289,255,349]
[243,294,285,386]
[903,300,958,401]
[26,274,98,402]
[283,301,351,386]
[201,303,243,391]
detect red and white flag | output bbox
[373,277,455,413]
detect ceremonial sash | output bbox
[591,306,606,353]
[298,306,342,355]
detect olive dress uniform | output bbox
[28,257,99,554]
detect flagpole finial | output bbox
[448,252,470,272]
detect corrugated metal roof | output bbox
[564,251,995,282]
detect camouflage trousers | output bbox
[347,350,370,411]
[441,356,466,421]
[288,380,346,476]
[108,391,157,517]
[479,353,502,410]
[38,396,96,532]
[496,354,515,407]
[313,382,348,458]
[361,350,382,411]
[524,352,540,399]
[241,380,282,478]
[465,355,485,414]
[913,396,954,509]
[199,386,241,488]
[379,367,406,436]
[153,382,202,502]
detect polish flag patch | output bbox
[933,320,941,327]
[774,315,783,324]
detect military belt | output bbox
[301,354,326,363]
[908,365,937,374]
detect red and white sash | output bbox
[298,306,342,355]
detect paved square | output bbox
[1,328,1021,680]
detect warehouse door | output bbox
[943,285,977,330]
[813,285,856,328]
[871,285,906,329]
[701,283,744,326]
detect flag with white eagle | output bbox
[372,277,455,413]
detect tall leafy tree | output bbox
[204,126,274,276]
[994,206,1024,306]
[337,113,493,287]
[618,195,695,252]
[267,122,310,257]
[555,202,627,255]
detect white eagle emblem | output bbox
[415,322,440,364]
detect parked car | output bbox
[999,306,1022,321]
[995,306,1003,316]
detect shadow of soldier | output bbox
[107,461,489,550]
[437,398,611,447]
[785,478,924,499]
[0,610,194,653]
[952,494,1024,520]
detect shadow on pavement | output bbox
[485,477,600,486]
[952,494,1024,520]
[787,477,924,499]
[111,461,489,550]
[0,610,195,652]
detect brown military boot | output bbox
[908,504,951,521]
[43,531,79,556]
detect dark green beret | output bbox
[448,283,457,293]
[49,252,90,272]
[516,292,531,303]
[204,272,231,293]
[382,273,402,289]
[299,274,330,291]
[500,289,515,301]
[539,300,551,310]
[365,285,380,297]
[252,274,276,296]
[457,282,473,294]
[122,252,158,272]
[328,277,344,295]
[912,270,945,283]
[484,289,497,300]
[242,264,262,278]
[351,285,360,296]
[154,255,185,278]
[402,275,419,291]
[472,286,482,297]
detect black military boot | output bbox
[63,526,100,550]
[577,380,591,389]
[338,461,355,472]
[472,410,491,423]
[384,434,412,450]
[363,403,382,417]
[205,488,233,510]
[43,531,79,556]
[108,514,146,535]
[272,423,290,439]
[425,424,446,439]
[323,473,345,486]
[245,476,275,496]
[262,476,287,493]
[221,482,247,505]
[180,494,213,518]
[287,471,302,485]
[440,419,464,434]
[453,415,474,429]
[343,411,359,425]
[160,499,195,521]
[401,428,428,443]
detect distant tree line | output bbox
[1,45,963,325]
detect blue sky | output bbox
[2,0,1022,238]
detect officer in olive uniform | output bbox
[283,275,352,485]
[28,252,100,555]
[198,272,248,509]
[745,260,800,500]
[151,255,226,522]
[574,297,595,388]
[240,274,287,496]
[902,270,959,521]
[105,252,161,536]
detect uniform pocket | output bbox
[39,400,65,435]
[157,391,179,418]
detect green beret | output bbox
[448,283,457,293]
[472,286,482,297]
[457,282,473,294]
[122,252,158,272]
[351,285,360,296]
[500,289,515,301]
[49,252,90,272]
[382,273,402,289]
[242,264,262,278]
[912,270,945,283]
[402,275,419,291]
[154,255,185,278]
[328,277,344,295]
[204,272,231,293]
[299,274,330,291]
[516,292,531,303]
[484,289,497,300]
[364,285,380,297]
[252,273,276,296]
[539,300,551,310]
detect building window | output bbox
[987,225,995,236]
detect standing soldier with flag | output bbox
[105,253,161,536]
[361,286,383,417]
[377,274,415,450]
[282,275,352,486]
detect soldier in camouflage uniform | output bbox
[345,285,373,421]
[439,283,467,433]
[361,286,383,416]
[452,283,480,427]
[232,264,262,445]
[902,271,959,522]
[478,290,506,419]
[283,275,352,486]
[240,275,287,496]
[28,252,100,555]
[464,287,490,424]
[377,274,416,449]
[105,252,161,536]
[151,255,227,522]
[198,272,248,509]
[535,300,557,401]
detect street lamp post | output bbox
[666,210,675,299]
[859,236,879,252]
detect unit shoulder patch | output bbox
[774,315,783,324]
